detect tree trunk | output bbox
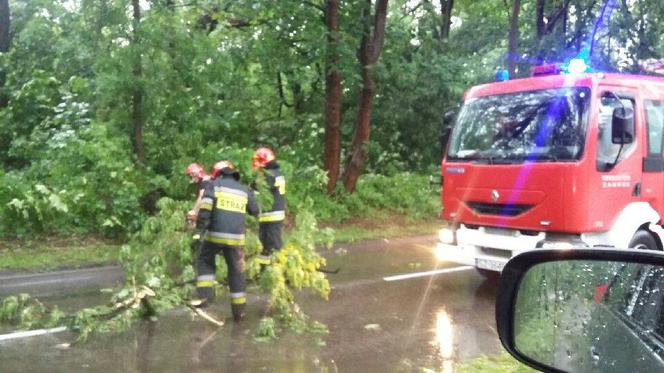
[0,0,9,52]
[323,0,342,193]
[93,0,107,52]
[562,1,568,39]
[289,76,306,115]
[341,0,388,193]
[342,63,373,192]
[0,0,10,108]
[590,0,617,59]
[131,0,145,165]
[568,0,598,52]
[535,0,545,41]
[507,0,521,78]
[439,0,454,40]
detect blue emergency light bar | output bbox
[564,58,591,74]
[495,69,509,81]
[530,58,592,77]
[531,64,562,76]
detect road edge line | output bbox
[0,326,67,342]
[383,266,474,282]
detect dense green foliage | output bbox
[1,1,661,238]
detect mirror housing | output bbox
[443,108,457,126]
[440,107,458,157]
[611,107,634,144]
[439,127,452,156]
[496,248,664,373]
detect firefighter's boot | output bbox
[231,302,246,322]
[194,275,216,308]
[224,247,247,322]
[256,250,271,272]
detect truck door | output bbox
[591,90,641,229]
[642,99,664,217]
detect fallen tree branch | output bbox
[190,306,225,327]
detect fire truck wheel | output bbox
[628,229,659,251]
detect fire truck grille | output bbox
[465,201,533,217]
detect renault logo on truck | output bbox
[491,190,500,202]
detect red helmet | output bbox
[186,163,206,180]
[252,147,276,169]
[211,160,236,178]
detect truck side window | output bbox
[596,93,635,171]
[645,100,664,155]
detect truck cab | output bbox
[437,63,664,275]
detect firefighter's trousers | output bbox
[259,222,283,253]
[196,241,246,319]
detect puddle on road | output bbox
[323,239,456,284]
[0,276,503,372]
[0,240,504,371]
[0,289,113,335]
[0,305,335,372]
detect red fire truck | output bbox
[437,59,664,275]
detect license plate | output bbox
[475,258,505,272]
[484,227,514,236]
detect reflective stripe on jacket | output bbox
[258,210,285,222]
[196,174,259,245]
[262,164,286,222]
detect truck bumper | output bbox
[435,242,510,272]
[436,224,549,273]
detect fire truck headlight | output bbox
[438,227,456,245]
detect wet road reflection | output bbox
[0,235,504,372]
[435,309,454,373]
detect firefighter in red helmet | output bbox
[251,147,286,266]
[193,160,259,321]
[185,163,212,225]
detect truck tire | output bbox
[628,230,659,251]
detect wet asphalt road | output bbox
[0,265,124,297]
[0,235,503,372]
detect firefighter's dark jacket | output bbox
[258,161,286,223]
[196,173,259,246]
[196,176,213,198]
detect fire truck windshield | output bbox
[447,87,590,163]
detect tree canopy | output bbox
[0,0,662,237]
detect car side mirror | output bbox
[496,248,664,373]
[439,127,451,156]
[443,108,457,126]
[440,108,458,156]
[611,107,634,144]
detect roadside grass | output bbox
[322,214,441,243]
[0,236,122,272]
[454,353,537,372]
[0,214,442,272]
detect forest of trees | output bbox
[0,0,662,238]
